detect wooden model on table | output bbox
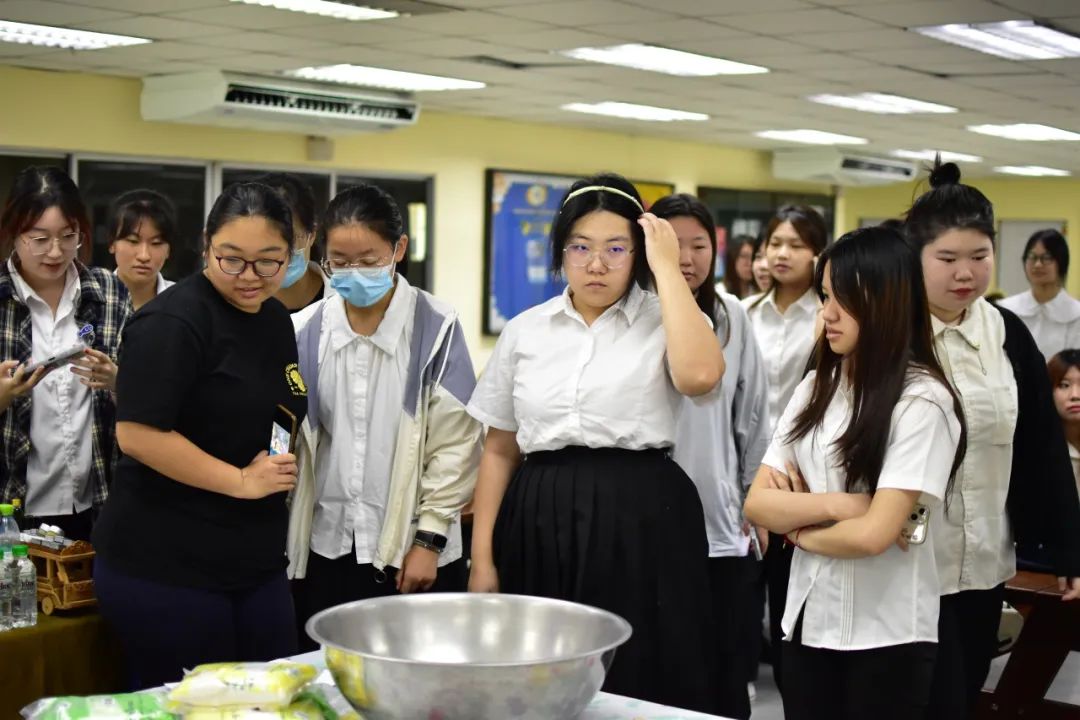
[26,540,96,615]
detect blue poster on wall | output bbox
[485,170,575,334]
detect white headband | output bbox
[562,185,644,212]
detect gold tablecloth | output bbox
[0,610,123,718]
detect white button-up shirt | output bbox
[10,259,93,517]
[744,288,820,434]
[310,286,414,564]
[931,298,1018,595]
[763,371,961,650]
[468,284,681,453]
[999,289,1080,361]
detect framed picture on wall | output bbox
[483,169,674,335]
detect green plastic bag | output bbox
[20,689,176,719]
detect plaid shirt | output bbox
[0,261,131,509]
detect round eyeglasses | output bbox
[563,243,634,269]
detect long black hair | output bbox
[787,225,967,494]
[650,193,730,344]
[749,204,829,310]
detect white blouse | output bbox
[467,284,682,454]
[999,289,1080,361]
[763,370,961,650]
[931,298,1019,595]
[744,288,820,434]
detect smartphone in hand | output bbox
[23,343,87,375]
[269,404,298,456]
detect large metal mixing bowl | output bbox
[306,593,632,720]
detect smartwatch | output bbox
[413,530,448,554]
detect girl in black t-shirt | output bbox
[92,182,307,689]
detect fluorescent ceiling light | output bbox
[967,123,1080,141]
[558,44,768,76]
[287,65,484,91]
[561,101,709,122]
[808,92,956,114]
[994,165,1072,177]
[0,20,150,50]
[911,20,1080,60]
[755,129,867,145]
[229,0,397,20]
[891,149,982,163]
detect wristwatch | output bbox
[413,530,448,554]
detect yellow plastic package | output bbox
[168,662,318,711]
[180,689,361,720]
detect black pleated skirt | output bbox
[494,446,721,714]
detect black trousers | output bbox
[765,533,794,691]
[783,616,938,720]
[293,549,467,652]
[706,556,753,720]
[925,584,1006,719]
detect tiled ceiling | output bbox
[3,0,1080,174]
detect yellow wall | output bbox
[840,179,1080,296]
[0,65,830,362]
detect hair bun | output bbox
[929,160,962,188]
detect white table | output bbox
[290,651,727,720]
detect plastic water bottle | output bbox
[10,545,36,629]
[0,504,18,554]
[0,548,12,632]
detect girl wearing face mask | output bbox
[654,194,767,720]
[900,162,1080,720]
[1048,350,1080,492]
[92,182,306,688]
[107,189,176,311]
[261,173,333,313]
[287,184,481,641]
[744,227,966,720]
[743,205,827,692]
[467,174,725,712]
[1000,229,1080,360]
[0,166,130,541]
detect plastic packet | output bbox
[180,688,361,720]
[167,662,318,711]
[20,689,175,719]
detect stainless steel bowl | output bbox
[306,593,632,720]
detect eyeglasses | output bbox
[563,243,634,269]
[1025,253,1056,266]
[320,249,397,276]
[213,253,285,278]
[22,231,81,256]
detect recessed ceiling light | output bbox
[994,165,1072,177]
[287,65,484,91]
[755,129,868,145]
[890,149,983,163]
[808,93,956,114]
[561,102,709,122]
[229,0,397,20]
[0,20,150,50]
[911,20,1080,60]
[967,123,1080,141]
[558,44,768,76]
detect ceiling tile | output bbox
[992,0,1080,17]
[711,8,885,33]
[161,4,344,30]
[186,31,327,53]
[77,15,224,40]
[589,18,744,43]
[64,0,219,10]
[793,27,944,50]
[387,10,554,35]
[685,0,816,14]
[494,1,668,26]
[0,0,131,25]
[842,0,1025,27]
[497,27,626,51]
[273,21,431,45]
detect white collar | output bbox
[547,282,649,326]
[9,257,80,308]
[761,287,819,316]
[327,274,413,355]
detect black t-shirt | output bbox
[93,273,308,591]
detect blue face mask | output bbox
[331,265,395,308]
[279,249,308,289]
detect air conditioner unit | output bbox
[141,71,419,135]
[772,148,918,186]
